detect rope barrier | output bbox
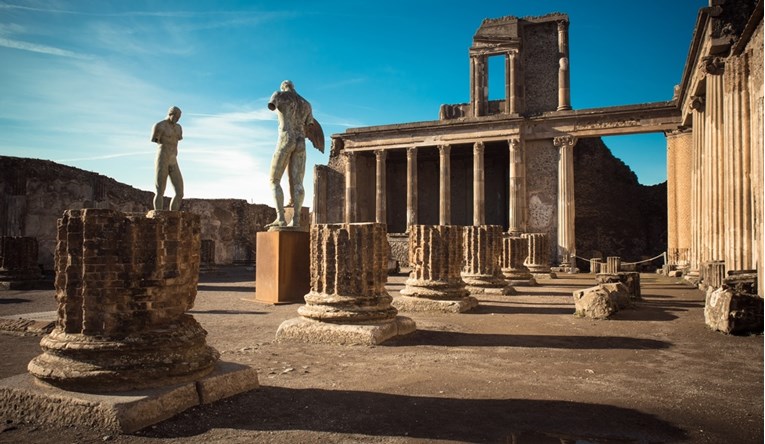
[573,252,667,266]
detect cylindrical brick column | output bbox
[439,145,451,226]
[462,225,513,294]
[28,209,219,392]
[0,236,42,290]
[703,58,726,265]
[278,223,415,345]
[299,223,396,323]
[406,147,418,228]
[556,19,572,111]
[522,232,552,275]
[508,137,527,234]
[375,149,387,224]
[473,141,485,226]
[501,235,535,285]
[555,135,577,270]
[604,256,621,274]
[723,53,753,273]
[396,225,477,313]
[344,151,357,224]
[589,257,603,274]
[690,99,705,274]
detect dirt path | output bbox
[1,268,762,443]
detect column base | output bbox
[462,274,516,295]
[275,316,416,346]
[392,295,478,313]
[506,277,538,286]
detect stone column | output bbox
[473,141,485,226]
[723,53,753,273]
[506,51,518,114]
[375,149,387,225]
[312,165,328,224]
[344,150,357,224]
[589,257,603,274]
[28,209,220,392]
[406,147,418,228]
[702,56,726,267]
[501,234,536,285]
[277,223,415,345]
[666,129,693,266]
[690,97,706,274]
[556,19,572,111]
[462,225,514,294]
[508,137,527,234]
[471,55,488,117]
[604,256,621,274]
[554,135,577,270]
[396,225,477,313]
[0,236,42,290]
[522,232,552,276]
[439,144,452,226]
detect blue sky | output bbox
[0,1,707,205]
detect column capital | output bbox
[507,137,521,149]
[343,149,357,160]
[557,19,569,32]
[553,135,577,149]
[699,55,725,76]
[689,95,706,112]
[438,144,451,156]
[374,149,387,161]
[473,141,485,155]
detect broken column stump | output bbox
[501,234,536,286]
[589,257,603,274]
[1,210,259,434]
[705,272,763,334]
[603,256,621,274]
[462,225,514,294]
[276,223,415,345]
[0,236,43,290]
[395,225,478,313]
[27,209,220,392]
[521,232,554,278]
[596,272,642,300]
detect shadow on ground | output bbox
[135,386,686,443]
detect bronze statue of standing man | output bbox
[151,106,184,211]
[266,80,323,228]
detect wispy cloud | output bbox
[0,36,90,58]
[57,151,155,162]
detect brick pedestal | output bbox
[501,234,536,286]
[395,225,477,313]
[27,209,219,392]
[276,223,415,345]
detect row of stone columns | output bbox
[682,52,761,293]
[344,136,577,269]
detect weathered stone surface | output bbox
[704,272,763,334]
[522,232,552,276]
[596,272,641,300]
[602,256,621,274]
[589,257,603,274]
[572,282,631,319]
[397,225,477,312]
[462,225,514,294]
[0,236,42,290]
[501,234,536,286]
[277,223,415,345]
[701,261,726,290]
[705,287,764,334]
[28,209,219,392]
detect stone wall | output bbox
[574,138,667,263]
[0,156,275,270]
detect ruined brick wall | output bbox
[521,19,560,115]
[0,156,276,269]
[574,138,667,263]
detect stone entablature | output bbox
[27,209,219,392]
